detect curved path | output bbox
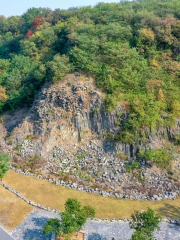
[11,210,180,240]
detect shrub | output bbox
[43,198,95,239]
[139,146,174,170]
[83,205,95,218]
[129,208,162,240]
[13,145,22,151]
[0,116,6,123]
[0,152,11,180]
[126,160,140,173]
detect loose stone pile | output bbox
[10,166,180,201]
[48,140,180,200]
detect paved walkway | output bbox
[11,210,180,240]
[0,225,14,240]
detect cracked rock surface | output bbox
[1,74,180,200]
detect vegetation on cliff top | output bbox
[0,0,180,138]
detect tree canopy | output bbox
[43,198,95,238]
[129,208,162,240]
[0,0,180,142]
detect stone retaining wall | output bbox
[1,179,180,226]
[10,166,180,201]
[0,181,59,213]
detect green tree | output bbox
[129,208,162,240]
[0,152,10,181]
[43,218,62,237]
[43,198,95,239]
[0,0,180,152]
[47,54,73,83]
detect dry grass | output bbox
[0,184,34,231]
[1,170,180,231]
[56,232,84,240]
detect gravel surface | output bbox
[11,210,61,240]
[83,221,133,240]
[11,210,180,240]
[84,221,180,240]
[155,224,180,240]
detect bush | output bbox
[129,208,162,240]
[0,152,11,180]
[13,145,22,151]
[43,218,62,236]
[83,205,95,218]
[139,146,174,170]
[43,198,95,238]
[172,134,180,146]
[0,116,6,123]
[126,160,140,173]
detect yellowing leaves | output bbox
[0,86,8,102]
[54,21,65,33]
[158,51,180,75]
[150,59,160,69]
[146,79,164,93]
[139,28,155,42]
[157,89,164,102]
[171,101,180,117]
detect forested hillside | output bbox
[0,0,180,143]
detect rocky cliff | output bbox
[1,74,180,200]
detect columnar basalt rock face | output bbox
[1,74,180,199]
[12,74,125,158]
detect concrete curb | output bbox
[0,225,15,240]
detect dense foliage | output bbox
[129,208,162,240]
[0,152,10,180]
[0,0,180,140]
[139,145,175,170]
[43,198,95,238]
